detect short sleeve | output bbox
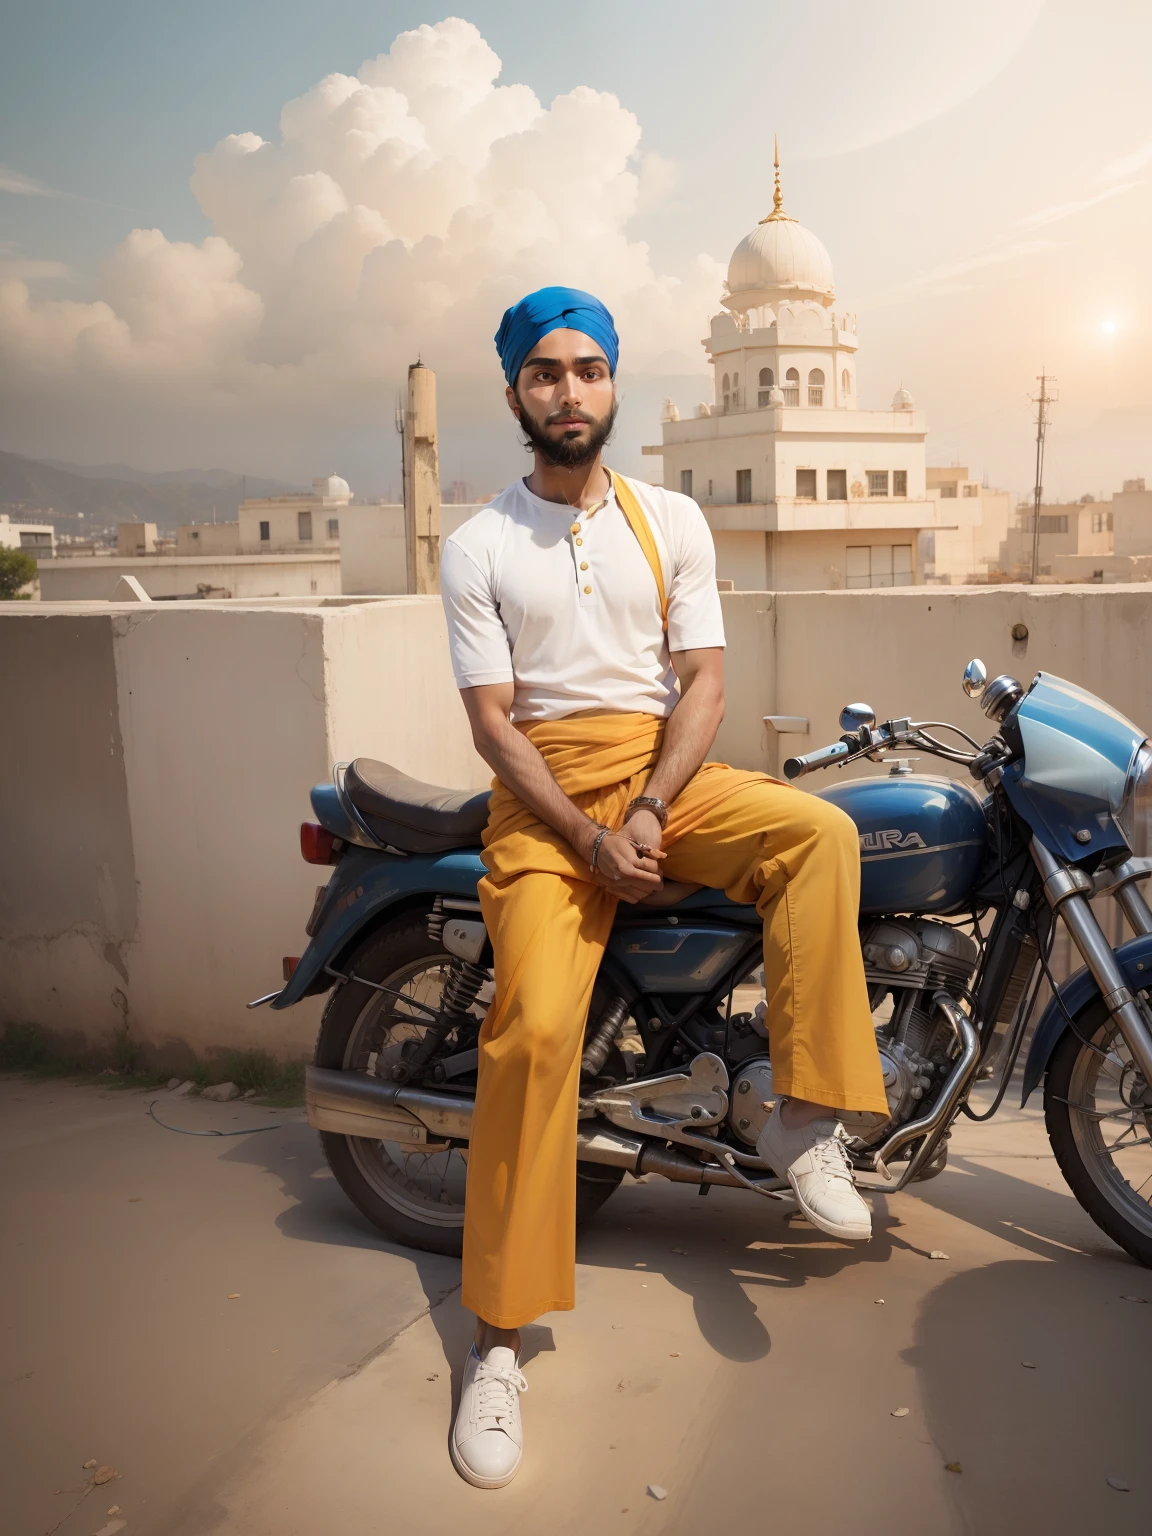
[439,537,514,688]
[665,498,726,652]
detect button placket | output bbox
[570,515,597,606]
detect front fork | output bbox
[1031,841,1152,1084]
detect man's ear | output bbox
[505,384,521,421]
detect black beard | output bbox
[515,395,618,468]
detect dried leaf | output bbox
[611,1323,624,1329]
[1119,1295,1147,1303]
[83,1460,97,1469]
[647,1485,667,1501]
[1021,1360,1036,1369]
[107,1507,121,1516]
[891,1407,910,1418]
[944,1462,962,1474]
[671,1248,688,1256]
[93,1465,117,1485]
[669,1352,680,1358]
[617,1379,630,1392]
[930,1251,950,1260]
[127,1197,142,1203]
[874,1299,885,1305]
[1106,1477,1129,1492]
[227,1293,241,1300]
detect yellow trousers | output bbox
[463,712,887,1328]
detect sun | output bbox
[1100,319,1117,335]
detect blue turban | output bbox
[494,286,619,386]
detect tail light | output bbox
[300,822,337,865]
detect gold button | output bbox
[583,585,592,595]
[575,537,583,546]
[580,561,588,571]
[570,522,581,534]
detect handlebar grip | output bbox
[782,740,852,780]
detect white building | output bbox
[175,475,350,557]
[652,149,978,590]
[924,468,1014,585]
[0,513,55,559]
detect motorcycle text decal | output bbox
[859,829,928,852]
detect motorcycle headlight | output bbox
[1119,742,1152,856]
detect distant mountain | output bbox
[0,451,305,534]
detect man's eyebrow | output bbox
[521,354,609,370]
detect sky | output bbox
[1,0,1149,501]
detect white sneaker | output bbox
[757,1105,872,1241]
[449,1345,527,1489]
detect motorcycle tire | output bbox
[1044,996,1152,1269]
[315,911,625,1258]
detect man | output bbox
[439,286,887,1489]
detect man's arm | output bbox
[622,647,725,851]
[460,683,664,903]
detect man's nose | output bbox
[558,371,583,406]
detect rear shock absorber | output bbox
[441,957,489,1016]
[580,995,630,1077]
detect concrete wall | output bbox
[0,596,487,1068]
[339,503,479,596]
[3,583,1151,1065]
[36,553,341,601]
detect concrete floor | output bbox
[2,1075,1149,1536]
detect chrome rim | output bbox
[1067,1014,1152,1240]
[340,955,488,1229]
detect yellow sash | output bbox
[608,471,668,631]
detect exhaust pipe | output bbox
[305,1066,768,1190]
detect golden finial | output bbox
[760,135,796,224]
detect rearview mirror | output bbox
[962,658,988,698]
[839,702,876,733]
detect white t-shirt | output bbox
[439,475,725,723]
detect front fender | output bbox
[271,846,486,1009]
[1020,932,1152,1103]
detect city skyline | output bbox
[1,0,1148,502]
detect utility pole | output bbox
[402,361,442,594]
[1029,370,1058,584]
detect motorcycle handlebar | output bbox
[782,740,853,780]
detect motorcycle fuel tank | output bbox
[816,775,987,916]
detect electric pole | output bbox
[1029,370,1058,584]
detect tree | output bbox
[0,546,38,599]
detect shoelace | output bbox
[473,1359,528,1431]
[810,1123,856,1186]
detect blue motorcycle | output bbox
[256,659,1152,1266]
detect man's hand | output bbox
[592,831,665,904]
[621,806,664,856]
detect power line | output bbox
[1029,370,1058,584]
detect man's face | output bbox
[507,327,617,468]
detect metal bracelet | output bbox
[625,795,669,829]
[589,825,610,873]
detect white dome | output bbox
[726,217,835,311]
[891,387,915,411]
[313,473,351,500]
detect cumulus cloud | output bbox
[0,18,720,447]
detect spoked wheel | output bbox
[1045,997,1152,1268]
[315,912,624,1257]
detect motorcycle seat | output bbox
[346,758,491,854]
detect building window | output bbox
[327,518,339,539]
[783,367,800,407]
[847,544,913,589]
[808,368,825,407]
[1091,510,1113,533]
[841,369,851,396]
[868,471,889,497]
[722,372,730,413]
[736,469,752,504]
[259,520,270,541]
[298,510,313,541]
[893,469,907,497]
[939,483,958,498]
[827,469,847,501]
[962,483,979,497]
[191,529,200,540]
[1039,515,1068,534]
[680,469,693,497]
[758,367,774,407]
[796,468,817,499]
